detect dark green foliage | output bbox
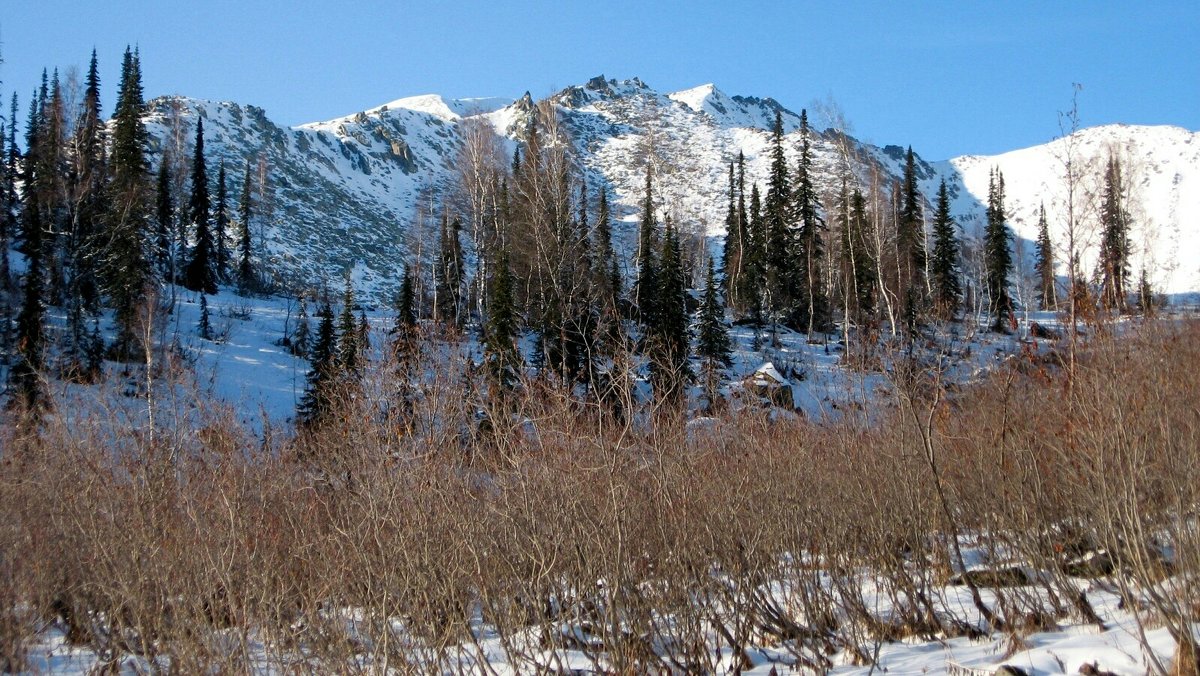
[103,47,154,354]
[929,180,961,319]
[484,248,521,392]
[793,110,828,334]
[900,148,926,269]
[646,217,691,402]
[696,256,731,408]
[743,183,766,328]
[1137,269,1155,316]
[984,169,1013,331]
[9,196,47,413]
[183,118,217,294]
[838,184,876,324]
[724,153,753,317]
[84,316,105,382]
[0,94,19,289]
[237,160,254,292]
[69,50,106,315]
[198,293,212,340]
[393,265,417,338]
[389,267,418,399]
[592,186,621,313]
[357,310,370,356]
[635,163,658,324]
[155,161,173,277]
[39,71,68,307]
[898,147,927,328]
[336,277,360,376]
[1034,203,1056,310]
[298,299,337,426]
[9,83,55,410]
[291,296,310,358]
[1097,155,1130,312]
[214,161,230,282]
[434,212,464,325]
[763,110,794,326]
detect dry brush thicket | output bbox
[1,322,1198,673]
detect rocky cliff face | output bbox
[140,76,1199,299]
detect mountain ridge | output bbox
[138,76,1199,299]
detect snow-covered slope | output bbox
[930,125,1200,295]
[139,77,1199,298]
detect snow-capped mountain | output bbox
[139,76,1199,299]
[929,125,1200,296]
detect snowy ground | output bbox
[23,546,1192,675]
[11,287,1191,674]
[17,282,1077,431]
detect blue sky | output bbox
[1,1,1196,159]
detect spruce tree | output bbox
[298,299,337,425]
[69,49,107,317]
[336,277,360,376]
[898,147,927,329]
[9,193,47,413]
[648,217,691,402]
[696,256,732,409]
[592,186,620,312]
[183,118,217,294]
[40,71,68,307]
[1137,269,1155,316]
[729,153,754,316]
[984,169,1014,332]
[483,247,521,392]
[434,212,464,325]
[9,83,53,408]
[394,265,417,336]
[198,292,212,340]
[292,295,310,357]
[1097,154,1130,312]
[1034,203,1056,310]
[929,179,961,319]
[390,265,418,376]
[0,116,9,289]
[721,162,742,305]
[793,110,828,334]
[155,160,173,278]
[237,159,254,291]
[634,163,658,324]
[357,310,371,357]
[214,161,230,282]
[0,94,18,290]
[763,110,793,330]
[745,183,766,328]
[847,187,876,319]
[103,47,154,356]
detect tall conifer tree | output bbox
[1034,203,1056,310]
[237,159,255,291]
[1097,155,1130,312]
[298,299,337,426]
[214,161,230,282]
[648,217,691,402]
[336,277,360,376]
[183,118,216,294]
[793,109,828,334]
[763,110,793,329]
[696,256,732,409]
[103,47,154,355]
[984,169,1014,331]
[929,180,961,319]
[635,163,658,324]
[484,248,521,392]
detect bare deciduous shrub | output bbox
[0,320,1195,672]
